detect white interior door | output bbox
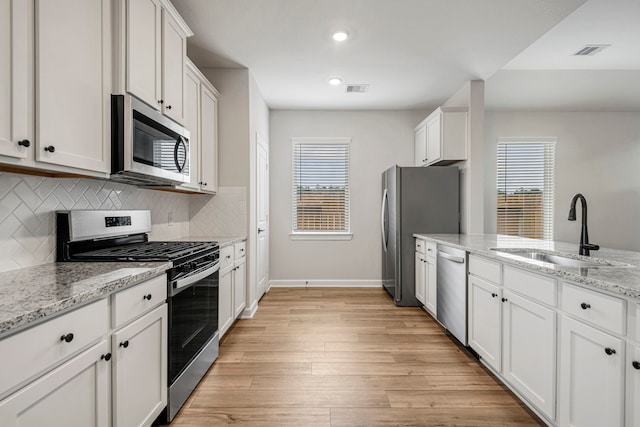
[257,134,269,299]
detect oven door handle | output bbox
[172,261,220,293]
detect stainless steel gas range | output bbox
[56,210,219,423]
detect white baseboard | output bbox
[240,300,258,318]
[269,279,383,288]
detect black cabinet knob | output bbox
[166,105,172,110]
[44,145,55,153]
[60,333,74,343]
[633,361,640,370]
[501,297,508,302]
[158,99,164,104]
[198,181,203,185]
[604,347,616,356]
[203,182,208,186]
[580,302,591,310]
[101,353,112,361]
[119,340,129,348]
[18,139,30,147]
[491,293,498,298]
[143,294,152,301]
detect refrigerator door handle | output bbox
[381,188,388,252]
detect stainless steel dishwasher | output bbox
[436,245,468,345]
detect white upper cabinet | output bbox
[119,0,192,125]
[414,107,468,166]
[35,0,111,174]
[0,0,110,177]
[0,0,33,161]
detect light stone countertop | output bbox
[170,236,247,248]
[413,234,640,300]
[0,261,171,337]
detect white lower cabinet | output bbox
[0,340,110,427]
[414,252,426,305]
[219,242,247,337]
[112,304,167,427]
[233,257,246,318]
[502,290,556,420]
[559,315,625,427]
[629,345,640,426]
[218,263,234,337]
[468,275,502,371]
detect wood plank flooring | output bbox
[167,287,545,426]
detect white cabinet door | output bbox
[425,113,441,165]
[182,63,201,191]
[112,304,167,427]
[415,252,426,305]
[559,315,624,427]
[0,0,33,160]
[219,266,233,337]
[0,340,110,427]
[35,0,110,173]
[233,259,246,318]
[161,8,186,124]
[199,83,218,193]
[126,0,161,111]
[414,124,426,166]
[630,345,640,427]
[425,256,437,316]
[502,291,556,420]
[468,275,501,371]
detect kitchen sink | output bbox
[489,248,629,268]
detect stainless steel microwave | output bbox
[111,94,190,186]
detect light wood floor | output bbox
[168,287,545,426]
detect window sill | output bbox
[289,233,353,241]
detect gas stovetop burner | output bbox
[75,241,219,261]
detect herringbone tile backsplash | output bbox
[0,172,193,272]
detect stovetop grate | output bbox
[76,241,218,261]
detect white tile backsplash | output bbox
[0,172,190,272]
[189,187,247,237]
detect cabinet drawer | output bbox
[220,245,234,270]
[112,274,167,329]
[415,239,426,254]
[504,266,556,306]
[561,283,626,335]
[234,241,246,259]
[469,255,502,284]
[425,242,437,259]
[0,298,108,398]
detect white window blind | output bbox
[292,138,350,233]
[497,138,556,240]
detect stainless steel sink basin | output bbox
[489,248,628,268]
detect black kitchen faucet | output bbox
[568,193,600,256]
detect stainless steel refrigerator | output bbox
[381,165,459,306]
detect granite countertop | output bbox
[170,236,247,248]
[0,261,171,337]
[413,234,640,300]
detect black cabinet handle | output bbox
[203,182,208,186]
[60,333,74,343]
[166,105,172,110]
[101,353,112,361]
[633,361,640,370]
[158,99,164,105]
[18,139,30,147]
[604,347,616,356]
[143,294,152,301]
[44,145,55,153]
[119,340,129,348]
[580,303,591,310]
[491,293,498,298]
[501,297,508,302]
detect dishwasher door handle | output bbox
[438,251,465,263]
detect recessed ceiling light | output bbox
[332,31,349,42]
[328,77,343,86]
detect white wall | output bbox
[484,111,640,251]
[269,109,428,284]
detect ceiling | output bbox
[171,0,587,110]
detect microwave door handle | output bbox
[174,137,188,172]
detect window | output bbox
[497,138,556,240]
[292,137,351,239]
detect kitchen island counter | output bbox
[413,233,640,299]
[0,261,171,337]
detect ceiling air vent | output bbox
[573,44,610,56]
[345,84,369,93]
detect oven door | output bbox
[168,262,219,385]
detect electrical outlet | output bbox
[168,212,174,226]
